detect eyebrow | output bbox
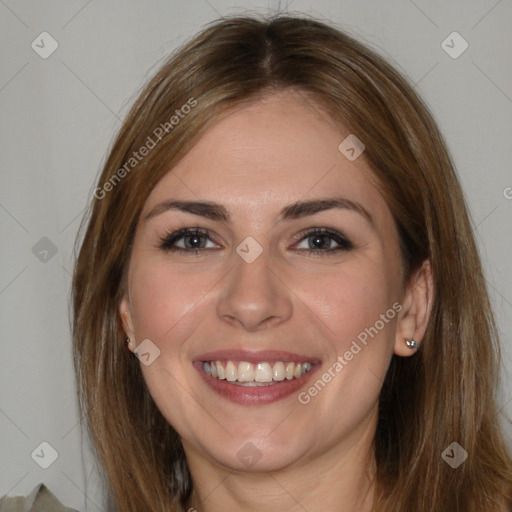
[145,197,374,227]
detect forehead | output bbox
[143,91,389,225]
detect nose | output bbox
[215,244,293,332]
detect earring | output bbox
[125,337,136,352]
[405,339,417,350]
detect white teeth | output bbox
[272,361,285,381]
[238,361,255,382]
[204,359,314,383]
[234,381,276,387]
[215,361,225,380]
[225,361,237,382]
[255,362,273,383]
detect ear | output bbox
[394,260,434,356]
[119,295,137,352]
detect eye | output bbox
[158,227,219,254]
[293,227,354,256]
[158,226,354,256]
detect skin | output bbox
[120,90,434,512]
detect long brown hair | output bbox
[72,13,512,511]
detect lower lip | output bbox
[193,362,321,405]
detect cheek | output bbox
[127,256,215,352]
[297,265,398,416]
[308,262,398,350]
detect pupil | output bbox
[187,235,202,248]
[311,235,327,249]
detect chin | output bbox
[190,431,311,474]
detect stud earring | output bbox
[405,339,417,350]
[125,337,136,352]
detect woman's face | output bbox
[120,90,415,473]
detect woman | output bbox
[72,14,512,512]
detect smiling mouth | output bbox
[201,360,314,385]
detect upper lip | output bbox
[193,349,320,364]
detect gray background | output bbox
[1,0,511,510]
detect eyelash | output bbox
[157,227,354,257]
